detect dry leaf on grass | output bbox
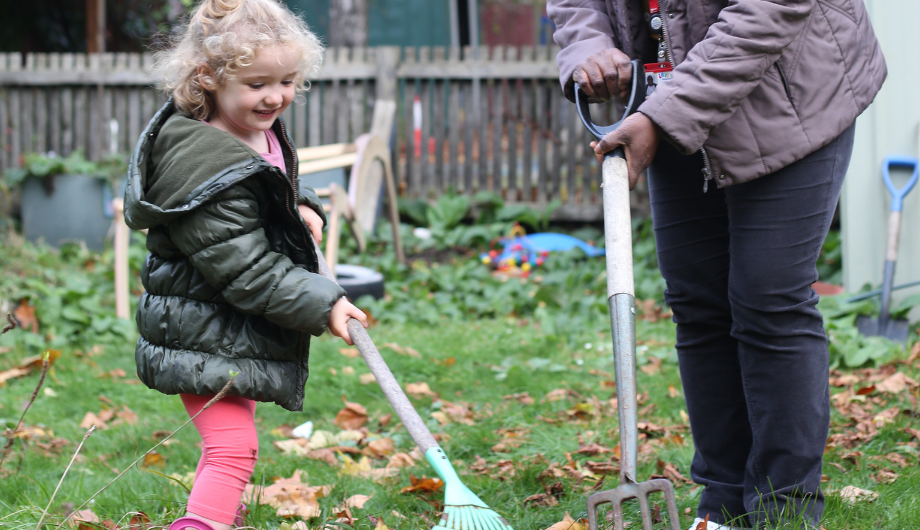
[400,474,444,494]
[275,438,310,456]
[343,494,372,509]
[383,342,421,358]
[640,357,662,375]
[544,389,569,402]
[0,349,61,385]
[142,452,166,468]
[387,452,417,468]
[360,373,377,385]
[544,512,585,530]
[364,437,396,458]
[838,485,878,503]
[406,382,438,398]
[875,372,917,394]
[244,470,331,519]
[654,459,692,485]
[668,385,681,398]
[71,509,100,525]
[339,347,360,358]
[13,299,38,332]
[503,392,535,405]
[335,397,368,429]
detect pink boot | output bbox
[233,503,247,527]
[168,518,215,530]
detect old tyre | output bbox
[335,264,385,301]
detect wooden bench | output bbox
[297,99,405,274]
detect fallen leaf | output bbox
[364,438,396,458]
[71,509,100,525]
[872,468,898,484]
[342,366,356,376]
[143,452,166,468]
[544,511,585,530]
[335,397,368,430]
[80,412,110,430]
[503,392,535,405]
[574,443,612,456]
[442,357,456,367]
[855,385,876,396]
[544,388,569,402]
[0,349,61,385]
[694,515,710,530]
[387,453,417,468]
[876,372,916,394]
[400,474,444,494]
[244,470,330,519]
[383,342,421,358]
[668,385,681,398]
[838,485,878,503]
[640,357,662,375]
[360,373,377,385]
[275,438,310,456]
[374,519,390,530]
[13,299,38,333]
[406,382,438,398]
[339,347,360,358]
[345,494,372,509]
[655,459,692,485]
[127,512,151,530]
[523,492,559,507]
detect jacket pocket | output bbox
[775,63,795,109]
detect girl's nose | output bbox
[264,90,283,107]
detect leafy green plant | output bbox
[2,150,128,190]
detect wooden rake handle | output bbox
[312,241,439,453]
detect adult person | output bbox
[547,1,886,529]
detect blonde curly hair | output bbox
[151,0,323,120]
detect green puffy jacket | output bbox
[124,101,346,411]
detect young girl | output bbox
[123,1,368,529]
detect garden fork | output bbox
[574,61,681,530]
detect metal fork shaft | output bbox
[610,292,637,483]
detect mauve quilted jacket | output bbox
[124,101,345,411]
[548,0,887,188]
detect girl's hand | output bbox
[329,297,368,345]
[298,204,324,244]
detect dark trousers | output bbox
[647,124,855,528]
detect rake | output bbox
[313,242,513,530]
[574,61,681,530]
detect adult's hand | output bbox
[590,113,661,190]
[573,48,633,102]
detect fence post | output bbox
[374,46,400,101]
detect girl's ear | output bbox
[197,65,216,91]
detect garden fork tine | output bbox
[574,63,681,530]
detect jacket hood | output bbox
[124,100,271,230]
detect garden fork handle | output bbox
[603,153,639,485]
[312,242,440,454]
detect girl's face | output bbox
[203,45,299,141]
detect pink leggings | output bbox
[180,394,258,525]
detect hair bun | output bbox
[200,0,243,27]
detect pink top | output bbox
[201,120,287,174]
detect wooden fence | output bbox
[0,47,628,220]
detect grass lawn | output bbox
[1,230,919,530]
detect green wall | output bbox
[283,0,450,48]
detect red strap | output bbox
[648,0,659,14]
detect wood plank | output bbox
[462,80,474,193]
[298,152,358,175]
[21,88,32,155]
[419,78,431,198]
[0,92,7,169]
[491,80,503,195]
[87,54,102,160]
[296,143,356,160]
[128,85,141,153]
[322,82,336,145]
[9,89,19,167]
[433,77,445,195]
[107,85,119,154]
[35,88,47,154]
[293,96,307,148]
[74,88,86,156]
[448,78,460,192]
[521,79,533,201]
[548,82,562,201]
[565,94,577,206]
[536,81,548,203]
[335,78,348,143]
[49,87,61,155]
[507,80,518,200]
[348,78,362,140]
[402,77,416,197]
[308,85,321,146]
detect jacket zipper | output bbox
[659,0,715,193]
